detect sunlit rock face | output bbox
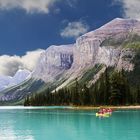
[73,18,140,68]
[54,18,140,90]
[33,18,140,85]
[33,44,74,82]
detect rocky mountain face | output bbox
[33,44,74,82]
[0,78,46,103]
[73,18,139,67]
[32,18,140,90]
[0,18,140,104]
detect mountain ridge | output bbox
[33,18,140,90]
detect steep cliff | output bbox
[73,18,139,67]
[32,18,140,90]
[54,18,140,90]
[33,44,74,82]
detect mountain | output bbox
[33,18,140,90]
[0,69,31,91]
[0,78,46,105]
[33,44,74,82]
[0,18,140,104]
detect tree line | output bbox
[24,68,140,106]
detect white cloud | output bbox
[0,0,57,14]
[0,0,79,14]
[0,49,44,76]
[61,21,89,38]
[114,0,140,20]
[66,0,77,8]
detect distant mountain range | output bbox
[0,18,140,105]
[0,69,31,91]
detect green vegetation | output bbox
[101,37,124,47]
[78,64,104,86]
[123,42,140,49]
[67,64,104,88]
[24,67,140,106]
[125,49,140,85]
[24,36,140,106]
[101,34,140,49]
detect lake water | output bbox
[0,106,140,140]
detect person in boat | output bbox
[99,108,112,114]
[98,108,107,114]
[102,108,107,113]
[98,111,104,116]
[99,108,107,113]
[108,108,113,114]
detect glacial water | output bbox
[0,107,140,140]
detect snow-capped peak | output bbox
[0,69,31,91]
[14,69,31,80]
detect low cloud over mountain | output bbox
[0,49,44,76]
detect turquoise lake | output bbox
[0,107,140,140]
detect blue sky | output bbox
[0,0,139,76]
[0,0,125,56]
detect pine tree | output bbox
[137,86,140,104]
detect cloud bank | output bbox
[114,0,140,20]
[61,21,89,38]
[0,0,58,14]
[0,49,44,76]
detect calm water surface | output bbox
[0,106,140,140]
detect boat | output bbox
[96,112,110,117]
[96,108,113,117]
